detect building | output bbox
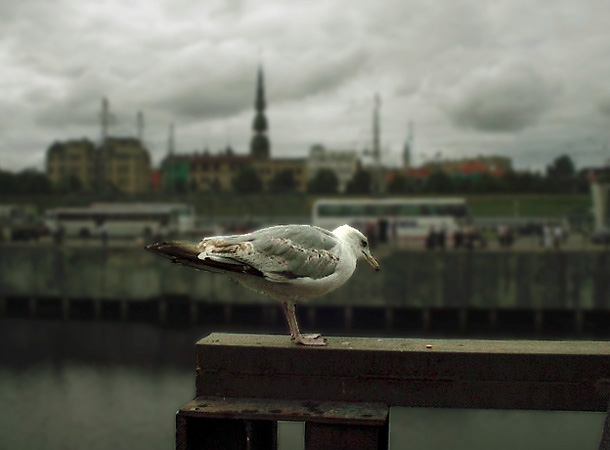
[189,148,251,192]
[307,144,358,193]
[99,137,151,194]
[253,158,308,192]
[160,154,191,192]
[160,147,254,193]
[149,169,162,192]
[46,139,97,190]
[422,156,511,178]
[46,136,151,194]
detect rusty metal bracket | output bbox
[177,396,389,450]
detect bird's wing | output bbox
[198,225,341,283]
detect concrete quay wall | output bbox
[1,245,609,311]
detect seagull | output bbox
[146,224,380,346]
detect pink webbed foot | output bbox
[292,333,327,346]
[302,333,321,339]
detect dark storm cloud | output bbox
[443,63,560,133]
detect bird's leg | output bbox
[281,301,299,340]
[281,301,326,346]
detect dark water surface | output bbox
[0,319,605,449]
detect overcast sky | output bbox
[1,0,610,172]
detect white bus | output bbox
[312,197,469,242]
[44,202,195,238]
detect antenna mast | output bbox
[168,123,175,155]
[137,111,145,142]
[101,97,110,142]
[372,93,382,194]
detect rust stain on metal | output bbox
[181,396,388,426]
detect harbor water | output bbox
[0,319,605,449]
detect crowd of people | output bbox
[540,223,568,249]
[424,222,570,251]
[425,225,487,250]
[357,216,577,251]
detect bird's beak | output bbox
[364,251,380,271]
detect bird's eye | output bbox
[361,239,368,248]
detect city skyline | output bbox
[1,0,610,173]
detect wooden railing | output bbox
[177,333,610,450]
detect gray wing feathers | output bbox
[254,237,339,281]
[253,225,337,251]
[198,225,340,282]
[205,225,336,250]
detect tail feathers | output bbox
[146,241,263,277]
[146,241,209,271]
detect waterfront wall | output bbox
[1,245,609,310]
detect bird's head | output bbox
[333,224,380,271]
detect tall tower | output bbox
[403,121,413,169]
[250,65,271,160]
[101,97,110,142]
[372,93,381,167]
[371,93,383,194]
[168,123,175,155]
[137,111,145,142]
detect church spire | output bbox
[250,65,270,159]
[255,65,266,114]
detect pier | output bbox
[177,333,610,449]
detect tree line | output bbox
[230,154,590,195]
[321,154,591,195]
[385,156,590,195]
[0,154,594,195]
[312,154,590,195]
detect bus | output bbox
[44,202,196,239]
[312,197,469,243]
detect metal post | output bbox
[308,307,317,328]
[177,397,385,450]
[489,309,498,330]
[28,297,37,318]
[93,299,101,321]
[421,308,431,331]
[599,398,610,450]
[534,310,544,333]
[344,307,353,331]
[598,380,610,450]
[575,310,585,334]
[458,308,468,332]
[305,422,388,450]
[224,304,233,324]
[385,308,394,331]
[119,299,128,321]
[61,297,69,320]
[158,299,168,324]
[189,300,198,325]
[263,305,277,327]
